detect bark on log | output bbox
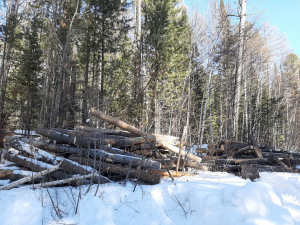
[3,152,69,180]
[69,155,161,185]
[51,128,126,139]
[241,164,298,181]
[29,139,137,157]
[37,127,112,148]
[0,160,64,191]
[34,173,111,188]
[90,109,156,139]
[38,127,155,148]
[159,140,202,162]
[75,126,137,137]
[195,148,208,154]
[248,134,263,158]
[202,156,226,162]
[180,161,210,171]
[28,137,158,169]
[210,164,241,173]
[89,149,161,169]
[0,169,14,179]
[147,169,193,177]
[233,145,254,157]
[9,170,52,183]
[8,138,101,177]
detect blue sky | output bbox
[184,0,300,56]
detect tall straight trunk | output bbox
[82,30,90,124]
[234,0,247,140]
[200,69,212,146]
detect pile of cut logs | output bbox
[196,135,300,180]
[0,109,204,190]
[0,109,299,190]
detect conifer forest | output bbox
[0,0,299,151]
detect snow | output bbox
[0,171,299,225]
[14,130,37,135]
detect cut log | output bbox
[34,173,111,188]
[233,145,254,157]
[8,138,100,177]
[90,109,156,140]
[9,170,52,183]
[195,148,208,154]
[38,127,154,148]
[37,127,119,148]
[248,134,263,158]
[75,126,137,137]
[25,138,159,169]
[4,152,68,180]
[69,155,161,185]
[0,169,14,179]
[0,160,64,191]
[210,164,241,173]
[153,159,174,168]
[29,140,137,157]
[268,156,290,170]
[89,149,161,169]
[241,164,298,181]
[159,140,202,162]
[51,128,126,140]
[202,156,226,162]
[147,169,193,177]
[181,161,210,171]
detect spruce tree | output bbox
[143,0,191,134]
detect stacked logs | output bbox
[0,109,204,190]
[1,109,299,190]
[195,135,300,180]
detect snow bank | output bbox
[0,171,296,225]
[258,172,300,225]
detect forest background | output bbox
[0,0,299,151]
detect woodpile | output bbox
[196,134,300,180]
[1,109,299,190]
[0,109,202,190]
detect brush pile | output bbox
[1,109,299,190]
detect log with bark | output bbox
[0,169,14,179]
[3,152,69,180]
[33,173,111,188]
[241,164,299,181]
[25,137,160,170]
[75,126,137,138]
[51,128,126,139]
[147,169,193,177]
[69,155,161,185]
[0,160,64,191]
[38,127,156,149]
[248,134,263,158]
[28,139,137,157]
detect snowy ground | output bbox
[0,170,299,225]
